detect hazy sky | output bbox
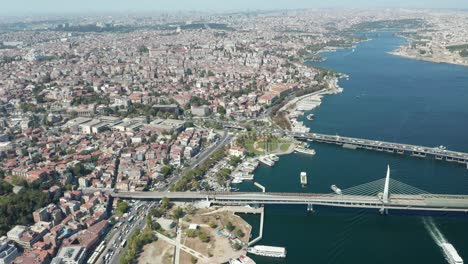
[1,0,467,15]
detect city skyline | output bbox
[1,0,468,15]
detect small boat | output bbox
[438,145,447,150]
[306,114,315,121]
[331,184,342,195]
[300,172,307,186]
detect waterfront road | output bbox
[97,201,155,264]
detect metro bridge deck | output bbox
[111,191,468,213]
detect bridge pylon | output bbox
[382,165,391,204]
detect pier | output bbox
[248,207,265,246]
[254,182,266,192]
[293,132,468,166]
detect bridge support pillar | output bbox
[379,207,388,215]
[307,203,314,212]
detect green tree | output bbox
[198,232,210,243]
[116,201,129,216]
[217,105,226,115]
[226,221,235,232]
[160,165,173,177]
[0,180,13,195]
[172,207,184,219]
[160,197,170,210]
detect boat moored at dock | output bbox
[247,245,287,258]
[295,146,316,155]
[258,156,275,167]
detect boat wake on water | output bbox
[423,217,447,246]
[423,217,463,264]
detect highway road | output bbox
[96,201,155,264]
[162,130,234,191]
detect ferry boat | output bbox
[229,255,256,264]
[247,245,286,258]
[441,243,463,264]
[300,172,308,186]
[331,184,342,195]
[295,146,316,155]
[306,114,315,121]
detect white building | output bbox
[51,246,87,264]
[0,237,19,264]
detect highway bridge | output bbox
[292,132,468,166]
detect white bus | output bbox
[120,239,127,248]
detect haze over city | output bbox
[1,0,468,15]
[0,1,468,264]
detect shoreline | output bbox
[281,75,345,134]
[389,33,468,67]
[388,50,468,67]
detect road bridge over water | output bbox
[292,132,468,167]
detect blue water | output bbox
[305,32,468,152]
[238,32,468,264]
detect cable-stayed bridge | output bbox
[111,166,468,213]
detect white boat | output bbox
[295,146,316,155]
[306,114,315,121]
[231,177,243,184]
[331,184,342,195]
[300,172,307,186]
[258,156,275,167]
[441,243,463,264]
[247,245,286,258]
